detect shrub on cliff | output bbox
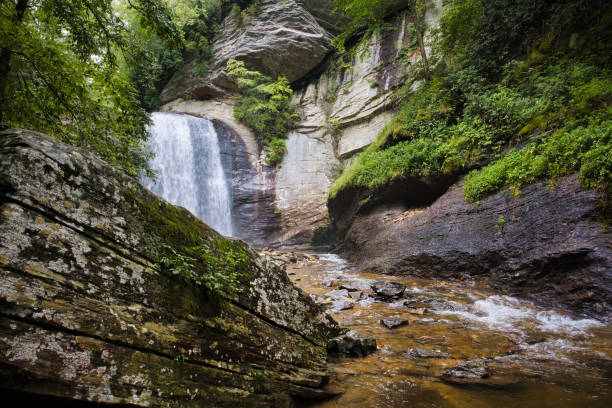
[227,59,299,166]
[328,0,611,203]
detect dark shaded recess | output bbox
[292,3,411,94]
[310,223,342,251]
[0,181,15,205]
[214,121,280,247]
[291,50,337,92]
[0,389,137,407]
[328,172,460,234]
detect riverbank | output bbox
[271,251,612,407]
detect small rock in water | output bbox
[348,291,362,300]
[380,319,409,329]
[339,281,367,292]
[524,334,547,345]
[406,307,427,315]
[442,359,521,388]
[287,271,296,276]
[407,347,451,359]
[371,281,406,299]
[325,289,349,299]
[403,298,433,308]
[362,289,375,298]
[443,359,490,379]
[415,336,447,345]
[327,330,377,357]
[333,298,355,311]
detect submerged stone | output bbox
[380,319,409,329]
[407,348,451,359]
[325,289,350,299]
[443,359,490,379]
[333,298,355,311]
[348,291,363,300]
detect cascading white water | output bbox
[142,112,233,236]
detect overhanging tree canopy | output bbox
[0,0,181,177]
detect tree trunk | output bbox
[412,4,430,81]
[0,0,29,126]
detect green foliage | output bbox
[329,0,611,204]
[332,1,426,52]
[121,25,183,111]
[0,0,182,177]
[464,117,612,201]
[156,237,251,297]
[239,0,261,25]
[174,354,188,363]
[329,136,449,198]
[497,216,505,230]
[331,0,390,52]
[116,1,258,111]
[226,59,299,166]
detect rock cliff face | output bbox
[0,129,342,406]
[161,0,335,104]
[342,176,612,321]
[215,121,280,247]
[272,4,443,246]
[160,1,443,248]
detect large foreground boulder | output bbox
[0,129,342,406]
[342,176,612,321]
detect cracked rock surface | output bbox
[0,129,343,406]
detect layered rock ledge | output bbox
[0,129,342,406]
[341,176,612,321]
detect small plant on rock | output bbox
[497,216,506,231]
[226,59,299,166]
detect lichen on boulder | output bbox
[0,128,343,406]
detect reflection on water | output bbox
[286,253,612,408]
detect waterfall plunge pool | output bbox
[281,252,612,408]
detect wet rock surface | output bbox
[327,330,377,357]
[380,319,409,329]
[442,360,524,389]
[407,347,451,359]
[0,129,342,406]
[371,281,406,299]
[443,359,490,379]
[342,176,612,321]
[215,121,280,247]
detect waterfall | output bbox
[142,112,233,236]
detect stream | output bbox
[281,253,612,407]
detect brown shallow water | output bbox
[285,253,612,408]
